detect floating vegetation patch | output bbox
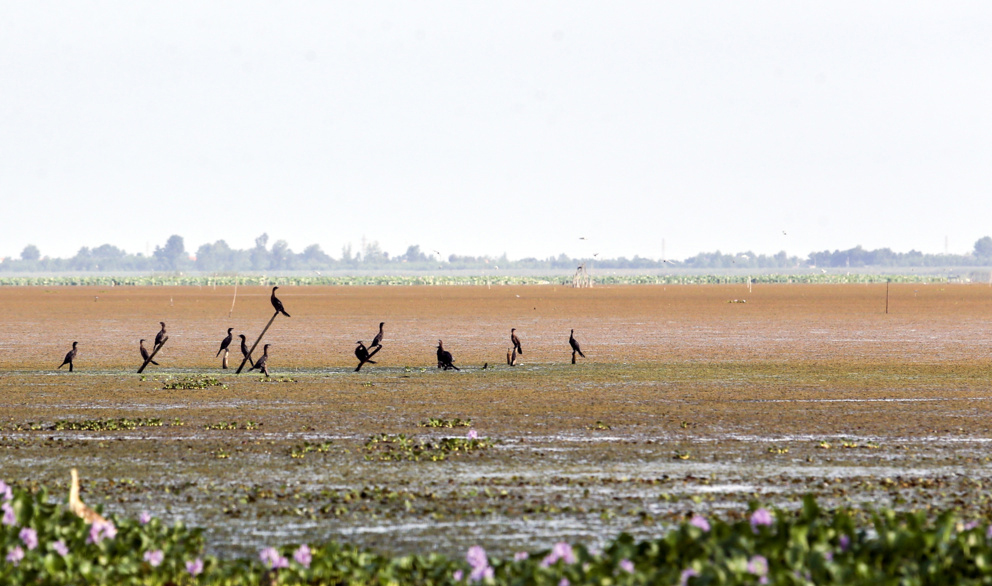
[363,433,495,462]
[12,418,171,432]
[258,376,297,383]
[162,377,226,390]
[419,417,473,428]
[289,441,332,459]
[203,421,259,431]
[586,420,612,431]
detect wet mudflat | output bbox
[1,282,992,558]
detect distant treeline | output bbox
[4,234,992,272]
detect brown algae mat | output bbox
[1,283,992,557]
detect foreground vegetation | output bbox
[4,477,992,585]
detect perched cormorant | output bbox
[238,334,255,367]
[249,344,271,376]
[139,339,159,366]
[355,341,381,372]
[69,468,106,525]
[216,328,234,357]
[270,286,291,317]
[436,340,459,371]
[511,328,523,355]
[569,329,586,364]
[58,341,78,372]
[371,322,385,348]
[154,322,167,347]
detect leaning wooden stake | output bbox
[137,336,168,374]
[236,311,279,374]
[885,280,890,315]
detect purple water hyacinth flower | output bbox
[747,555,769,577]
[553,542,576,564]
[824,551,834,561]
[293,544,312,568]
[53,540,69,557]
[0,480,11,501]
[839,534,851,551]
[689,515,711,532]
[559,579,570,586]
[87,520,117,544]
[144,550,164,567]
[680,568,699,586]
[469,565,494,582]
[453,569,464,581]
[750,508,773,531]
[513,551,529,561]
[466,545,487,569]
[619,559,635,573]
[186,558,204,576]
[260,547,288,569]
[987,524,992,539]
[467,429,479,440]
[6,546,24,567]
[19,527,38,550]
[1,502,15,526]
[139,511,152,524]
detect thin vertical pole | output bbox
[885,280,890,314]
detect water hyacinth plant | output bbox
[7,476,992,585]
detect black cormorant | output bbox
[154,322,167,347]
[238,334,255,367]
[270,287,291,317]
[371,322,385,348]
[436,340,459,371]
[249,344,271,376]
[216,328,234,357]
[58,341,78,372]
[139,339,159,366]
[511,328,523,355]
[569,329,586,364]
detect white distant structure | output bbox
[572,263,592,288]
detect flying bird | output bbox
[270,287,291,317]
[139,339,159,366]
[511,328,523,355]
[58,341,78,372]
[69,468,106,524]
[216,328,234,357]
[154,322,167,347]
[371,322,385,348]
[569,329,586,364]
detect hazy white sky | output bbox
[2,2,990,261]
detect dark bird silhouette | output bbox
[569,329,586,364]
[507,346,517,366]
[154,322,167,347]
[139,339,159,366]
[436,340,459,371]
[354,341,382,372]
[249,344,271,376]
[371,322,385,348]
[238,334,255,368]
[58,341,78,372]
[216,328,234,357]
[270,286,290,317]
[511,328,523,355]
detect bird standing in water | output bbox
[511,328,523,355]
[249,344,271,376]
[154,322,167,347]
[238,334,255,368]
[270,287,291,317]
[569,329,586,364]
[139,339,159,366]
[371,322,385,348]
[436,340,459,371]
[58,341,78,372]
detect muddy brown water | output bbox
[1,283,992,558]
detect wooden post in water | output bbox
[885,280,890,314]
[137,336,168,374]
[236,311,279,374]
